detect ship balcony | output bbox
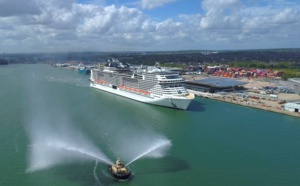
[163,88,189,96]
[158,79,184,84]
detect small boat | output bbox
[78,63,91,75]
[109,159,131,180]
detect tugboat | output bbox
[109,159,131,180]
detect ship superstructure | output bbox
[90,60,194,109]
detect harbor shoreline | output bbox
[189,90,300,118]
[183,74,300,117]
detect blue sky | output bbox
[142,0,202,21]
[0,0,299,53]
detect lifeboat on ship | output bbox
[109,159,131,180]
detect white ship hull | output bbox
[90,82,194,110]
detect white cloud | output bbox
[273,8,299,24]
[77,5,149,35]
[0,0,41,17]
[196,0,300,49]
[141,0,176,9]
[0,0,299,53]
[200,0,241,30]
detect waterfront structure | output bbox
[184,77,247,93]
[289,78,300,85]
[89,60,194,109]
[283,102,300,113]
[54,63,70,67]
[0,59,8,65]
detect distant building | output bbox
[289,78,300,85]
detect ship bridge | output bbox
[156,73,184,84]
[162,84,189,95]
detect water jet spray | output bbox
[125,140,171,166]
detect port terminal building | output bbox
[184,77,248,93]
[283,102,300,113]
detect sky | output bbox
[0,0,300,53]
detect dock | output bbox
[184,75,300,118]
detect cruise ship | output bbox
[89,60,194,109]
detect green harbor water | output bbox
[1,64,300,186]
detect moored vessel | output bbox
[0,59,8,65]
[78,63,91,74]
[89,59,194,109]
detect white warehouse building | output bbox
[283,102,300,113]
